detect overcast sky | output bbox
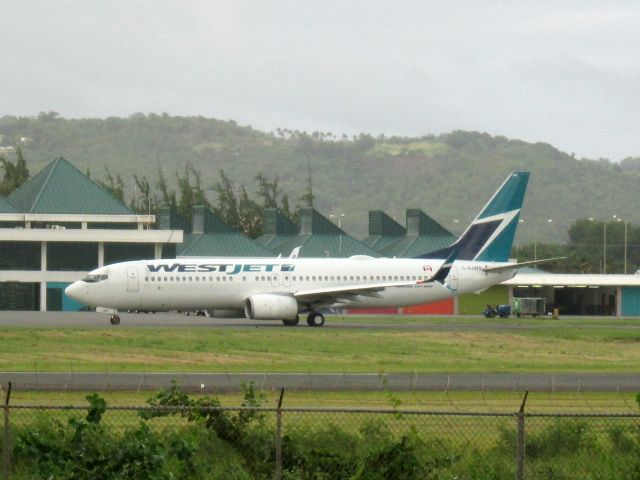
[2,1,639,160]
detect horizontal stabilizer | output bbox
[483,257,566,273]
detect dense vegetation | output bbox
[1,112,639,245]
[5,384,640,479]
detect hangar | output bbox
[502,269,640,317]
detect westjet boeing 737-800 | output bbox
[66,171,552,326]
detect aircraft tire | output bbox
[306,312,325,327]
[282,315,300,327]
[110,315,120,325]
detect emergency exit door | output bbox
[126,266,139,292]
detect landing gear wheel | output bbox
[306,312,325,327]
[282,315,300,327]
[110,315,120,325]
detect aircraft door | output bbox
[283,274,291,287]
[126,266,139,292]
[271,274,279,288]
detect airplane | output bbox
[65,171,554,326]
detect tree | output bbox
[0,145,30,196]
[298,158,315,208]
[96,168,125,202]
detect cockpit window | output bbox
[82,274,108,283]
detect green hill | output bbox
[1,112,637,243]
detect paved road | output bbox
[2,372,639,393]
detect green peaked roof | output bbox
[8,157,133,214]
[256,208,379,258]
[178,233,275,257]
[362,210,406,251]
[0,195,18,213]
[380,209,455,258]
[179,206,275,257]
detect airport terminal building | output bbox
[0,158,182,311]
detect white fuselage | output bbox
[66,256,515,313]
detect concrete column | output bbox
[98,242,104,267]
[616,286,622,317]
[40,281,47,312]
[41,242,47,271]
[40,242,47,311]
[154,243,162,260]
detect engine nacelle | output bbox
[244,294,299,320]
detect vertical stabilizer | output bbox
[418,172,530,262]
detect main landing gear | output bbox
[281,312,325,327]
[110,315,120,325]
[282,315,300,327]
[306,312,325,327]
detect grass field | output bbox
[1,315,639,373]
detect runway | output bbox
[0,311,627,332]
[2,372,639,393]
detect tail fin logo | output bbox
[417,171,529,263]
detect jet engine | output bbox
[244,294,299,320]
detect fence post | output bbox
[275,387,285,480]
[3,382,12,480]
[516,390,528,480]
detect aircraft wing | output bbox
[293,279,422,303]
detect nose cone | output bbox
[65,281,84,302]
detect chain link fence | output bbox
[2,399,640,479]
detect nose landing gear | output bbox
[110,315,120,325]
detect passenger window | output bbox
[144,277,148,282]
[242,276,246,281]
[164,277,168,282]
[229,277,233,281]
[223,277,227,281]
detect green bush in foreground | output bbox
[7,385,640,479]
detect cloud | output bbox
[1,1,639,159]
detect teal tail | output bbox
[418,171,530,262]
